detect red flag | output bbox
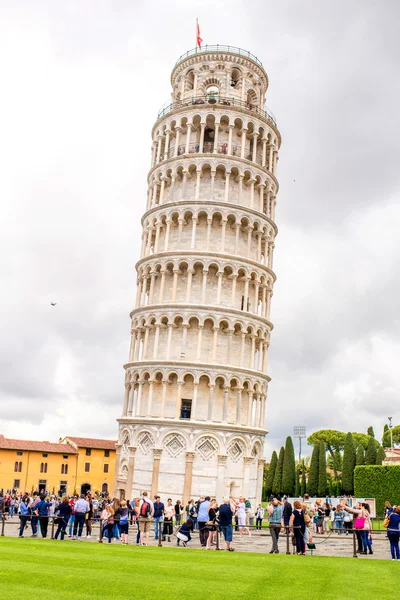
[197,22,202,48]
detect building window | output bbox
[180,399,192,420]
[38,479,46,493]
[14,461,22,472]
[84,462,90,472]
[63,455,68,459]
[85,449,91,456]
[40,462,48,473]
[103,464,109,473]
[60,481,67,494]
[42,453,48,458]
[104,450,110,457]
[61,464,68,475]
[13,479,20,489]
[16,451,23,456]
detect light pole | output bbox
[293,426,307,463]
[388,417,393,449]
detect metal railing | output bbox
[156,95,276,127]
[174,46,264,68]
[165,142,240,159]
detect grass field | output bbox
[0,538,397,600]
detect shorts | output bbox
[139,517,151,533]
[119,523,129,534]
[220,525,233,542]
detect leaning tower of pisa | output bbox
[113,45,281,506]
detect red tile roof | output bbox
[64,437,116,450]
[0,435,77,454]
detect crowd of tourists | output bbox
[1,489,399,559]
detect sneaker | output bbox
[77,537,82,541]
[86,535,91,539]
[71,536,76,540]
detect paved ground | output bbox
[1,516,392,560]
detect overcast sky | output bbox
[1,0,399,458]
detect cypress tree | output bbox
[308,443,319,496]
[376,445,386,465]
[342,432,356,495]
[382,424,389,444]
[367,426,375,438]
[301,461,307,497]
[356,445,365,466]
[333,450,342,481]
[282,436,296,495]
[318,442,327,496]
[265,451,278,498]
[365,436,377,465]
[272,446,285,496]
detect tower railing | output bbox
[156,94,276,127]
[174,45,264,68]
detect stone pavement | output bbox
[1,516,393,561]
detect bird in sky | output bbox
[50,302,57,306]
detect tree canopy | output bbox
[382,425,400,448]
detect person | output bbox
[30,493,40,538]
[343,502,373,554]
[163,498,174,542]
[153,496,165,540]
[267,498,284,553]
[386,505,400,560]
[324,502,332,532]
[333,505,345,535]
[54,497,72,541]
[343,506,352,534]
[197,496,211,546]
[35,496,52,538]
[72,494,89,540]
[188,499,197,530]
[255,504,264,530]
[176,517,194,547]
[384,501,394,518]
[205,500,218,550]
[174,499,183,526]
[282,497,292,528]
[245,498,254,527]
[105,504,115,543]
[86,496,93,538]
[112,498,121,540]
[18,494,30,538]
[68,495,77,537]
[119,500,129,545]
[316,501,325,533]
[289,500,306,555]
[218,497,235,551]
[234,496,251,537]
[138,491,154,546]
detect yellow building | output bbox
[60,437,116,496]
[0,434,77,494]
[0,434,116,496]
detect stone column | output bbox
[135,381,143,416]
[153,325,160,358]
[180,324,188,359]
[207,384,214,421]
[122,384,130,416]
[228,124,234,155]
[255,458,265,505]
[164,220,171,251]
[222,387,229,423]
[159,270,166,303]
[174,127,181,157]
[166,324,173,359]
[185,124,192,153]
[238,175,243,203]
[224,172,230,202]
[199,123,206,153]
[210,171,216,200]
[246,392,253,426]
[196,325,203,360]
[160,379,168,417]
[164,130,171,160]
[191,382,199,419]
[262,138,267,167]
[220,219,227,253]
[171,269,179,301]
[213,121,220,153]
[212,327,219,362]
[112,443,123,497]
[216,455,228,500]
[191,218,197,249]
[182,452,195,506]
[127,384,135,416]
[236,387,242,423]
[175,381,183,419]
[156,136,162,163]
[243,456,253,497]
[206,219,212,250]
[142,326,150,359]
[201,270,208,302]
[226,329,234,364]
[147,380,154,416]
[216,271,223,303]
[151,449,163,497]
[186,269,193,302]
[240,128,247,159]
[125,446,137,498]
[252,132,258,163]
[195,168,201,200]
[231,274,237,307]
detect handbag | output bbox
[383,516,390,528]
[304,514,311,525]
[353,517,365,529]
[176,532,189,542]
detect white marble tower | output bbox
[114,45,281,506]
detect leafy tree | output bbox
[308,443,320,495]
[356,445,365,466]
[318,443,327,496]
[282,436,296,495]
[352,432,379,450]
[301,461,307,497]
[382,425,400,448]
[342,432,356,495]
[272,447,285,496]
[265,451,278,498]
[307,430,345,461]
[365,436,377,465]
[376,445,386,465]
[367,426,375,438]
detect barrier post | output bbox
[51,517,55,540]
[352,527,357,558]
[158,520,162,547]
[285,526,290,555]
[1,514,5,536]
[216,524,220,550]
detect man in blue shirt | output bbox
[197,496,210,547]
[35,496,52,538]
[267,498,284,554]
[153,496,165,540]
[218,498,235,551]
[72,495,89,540]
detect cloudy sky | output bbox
[1,0,399,457]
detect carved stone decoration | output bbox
[138,432,155,455]
[227,439,245,462]
[164,433,186,458]
[196,437,218,461]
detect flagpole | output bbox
[196,18,198,53]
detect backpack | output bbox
[140,500,151,517]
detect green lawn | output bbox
[0,538,397,600]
